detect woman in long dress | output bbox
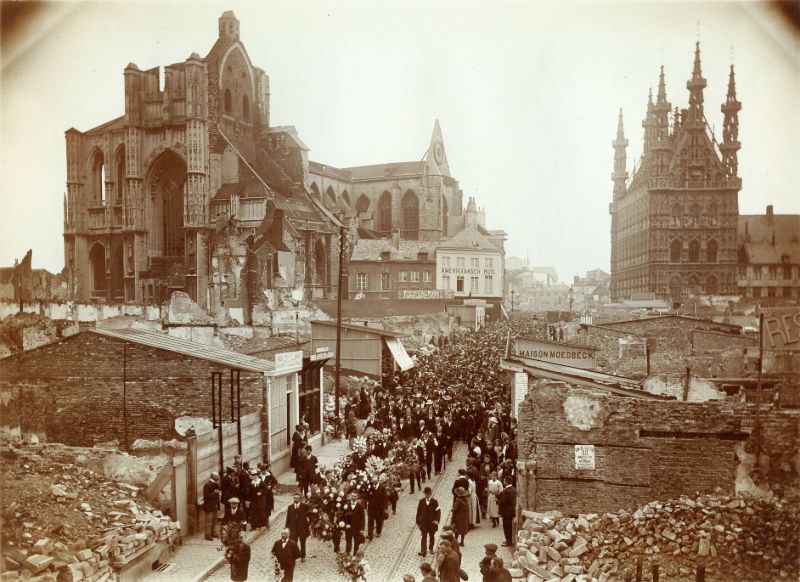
[451,487,470,546]
[467,475,480,527]
[486,471,503,528]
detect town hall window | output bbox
[484,275,493,293]
[688,239,700,263]
[357,273,367,291]
[707,239,718,263]
[457,257,465,268]
[471,257,479,268]
[381,272,390,290]
[470,276,479,293]
[443,275,451,290]
[456,276,464,292]
[410,271,420,283]
[670,240,682,263]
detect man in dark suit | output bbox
[300,445,317,498]
[367,480,388,540]
[202,472,221,540]
[285,494,310,562]
[498,481,517,546]
[272,528,301,582]
[346,494,365,555]
[415,486,440,557]
[452,468,469,497]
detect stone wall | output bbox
[0,331,265,446]
[517,383,800,516]
[574,316,755,379]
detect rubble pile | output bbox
[1,441,180,581]
[513,492,799,582]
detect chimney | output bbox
[391,229,400,250]
[766,205,774,224]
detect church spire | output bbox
[612,109,629,199]
[686,41,707,127]
[720,64,742,179]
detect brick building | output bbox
[348,231,439,300]
[610,44,741,302]
[737,206,800,301]
[516,383,799,515]
[0,328,313,467]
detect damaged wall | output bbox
[0,331,265,446]
[517,383,800,516]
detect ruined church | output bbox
[63,11,469,318]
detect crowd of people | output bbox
[205,314,541,581]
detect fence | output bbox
[185,411,264,533]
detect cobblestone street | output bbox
[206,443,513,582]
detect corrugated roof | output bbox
[310,320,407,337]
[90,328,274,373]
[350,238,439,262]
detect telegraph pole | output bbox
[334,224,345,434]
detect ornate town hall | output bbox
[609,43,741,302]
[62,12,470,314]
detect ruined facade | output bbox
[610,44,741,302]
[63,12,337,312]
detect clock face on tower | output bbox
[434,142,444,164]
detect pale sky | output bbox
[1,0,798,281]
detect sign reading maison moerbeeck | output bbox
[762,307,800,352]
[574,445,595,470]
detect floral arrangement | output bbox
[336,552,368,581]
[271,555,283,582]
[351,436,368,456]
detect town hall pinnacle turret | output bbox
[609,43,742,303]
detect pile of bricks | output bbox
[2,503,179,582]
[512,492,798,582]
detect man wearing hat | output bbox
[202,471,221,540]
[223,496,247,543]
[285,494,310,562]
[415,486,440,557]
[483,543,498,559]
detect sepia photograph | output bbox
[0,1,798,581]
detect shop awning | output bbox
[385,337,414,371]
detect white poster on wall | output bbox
[513,372,528,418]
[574,444,596,470]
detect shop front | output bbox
[266,350,304,474]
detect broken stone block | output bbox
[23,555,53,575]
[568,543,588,558]
[74,550,92,562]
[698,538,710,556]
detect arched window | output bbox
[325,186,337,209]
[242,95,250,121]
[707,239,718,263]
[688,274,701,293]
[355,194,370,214]
[706,275,718,295]
[670,240,682,263]
[309,182,321,199]
[688,239,700,263]
[224,88,232,114]
[115,146,126,207]
[401,190,419,239]
[89,242,106,293]
[341,190,351,208]
[90,149,106,205]
[377,191,392,233]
